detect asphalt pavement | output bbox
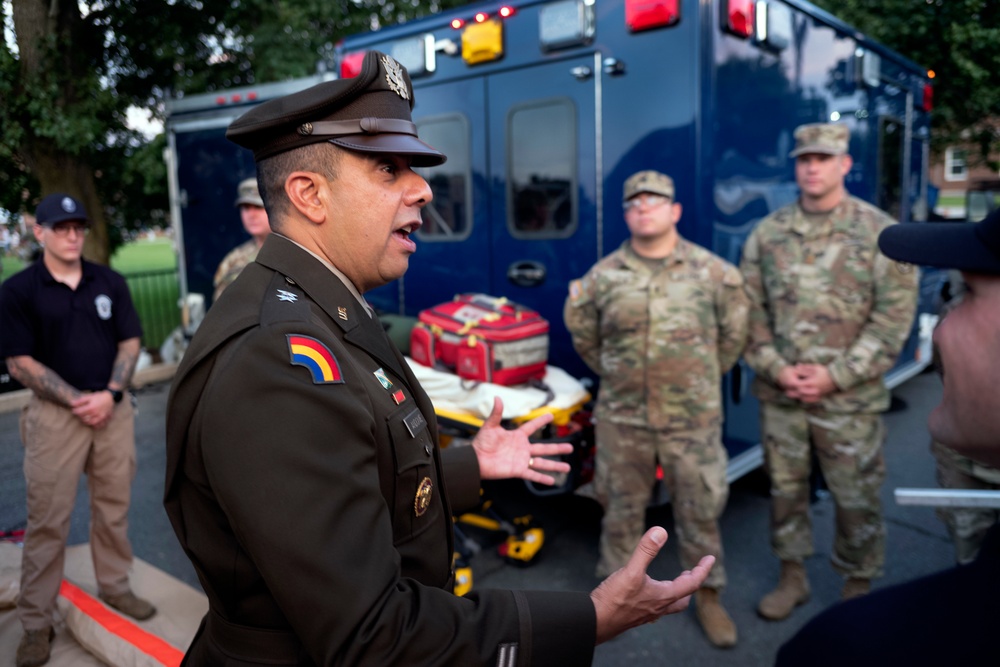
[0,370,955,666]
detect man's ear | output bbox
[840,154,853,177]
[285,172,327,224]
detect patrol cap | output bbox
[789,123,850,158]
[234,178,264,207]
[623,170,675,204]
[878,208,1000,275]
[35,193,90,227]
[226,51,445,166]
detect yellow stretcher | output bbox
[404,358,594,594]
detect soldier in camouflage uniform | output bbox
[212,177,271,303]
[932,439,1000,564]
[564,170,749,648]
[740,123,919,621]
[929,274,1000,565]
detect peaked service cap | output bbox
[226,51,445,166]
[35,193,90,227]
[879,208,1000,275]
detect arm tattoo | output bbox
[109,338,142,389]
[6,356,81,407]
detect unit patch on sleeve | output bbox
[286,335,345,384]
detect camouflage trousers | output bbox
[760,403,886,579]
[593,420,729,589]
[931,439,1000,565]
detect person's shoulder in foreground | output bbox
[776,207,1000,666]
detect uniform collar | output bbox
[275,234,373,318]
[791,196,852,237]
[621,236,690,270]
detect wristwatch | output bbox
[107,388,124,404]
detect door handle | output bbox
[507,260,547,287]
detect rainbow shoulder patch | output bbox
[286,335,344,384]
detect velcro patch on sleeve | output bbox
[287,334,345,384]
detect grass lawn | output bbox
[937,195,965,208]
[110,235,177,272]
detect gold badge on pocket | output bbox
[414,477,433,517]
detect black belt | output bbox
[205,610,306,664]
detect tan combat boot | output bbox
[694,587,737,648]
[757,560,810,620]
[841,577,871,600]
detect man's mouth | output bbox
[396,221,421,237]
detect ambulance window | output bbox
[508,98,577,239]
[415,114,472,241]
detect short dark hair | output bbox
[256,143,342,228]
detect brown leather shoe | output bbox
[99,590,157,620]
[16,627,53,667]
[694,587,738,648]
[841,577,871,600]
[757,560,810,620]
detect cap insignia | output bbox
[382,55,409,101]
[297,123,314,136]
[61,197,77,213]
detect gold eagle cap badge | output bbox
[382,55,410,100]
[414,477,433,516]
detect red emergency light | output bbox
[724,0,755,38]
[625,0,680,33]
[498,6,516,18]
[922,83,934,112]
[340,50,367,78]
[451,18,465,29]
[475,12,489,23]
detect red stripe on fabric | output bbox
[59,580,184,666]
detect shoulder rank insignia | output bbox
[287,335,344,384]
[277,289,298,302]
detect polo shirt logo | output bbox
[95,295,112,320]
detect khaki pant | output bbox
[18,395,137,630]
[594,421,729,589]
[761,402,886,579]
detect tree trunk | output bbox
[12,0,110,265]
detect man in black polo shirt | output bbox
[0,193,155,667]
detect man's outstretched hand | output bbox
[590,527,715,644]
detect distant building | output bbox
[929,124,1000,219]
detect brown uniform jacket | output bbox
[165,234,595,666]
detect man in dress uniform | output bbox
[564,170,748,648]
[164,50,715,666]
[740,123,918,619]
[1,193,153,667]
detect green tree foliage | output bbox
[813,0,1000,164]
[0,0,467,262]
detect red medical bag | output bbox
[410,294,549,385]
